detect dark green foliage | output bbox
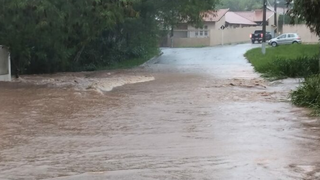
[286,0,320,114]
[217,0,261,11]
[246,44,320,113]
[291,75,320,110]
[271,56,318,78]
[0,0,219,76]
[0,0,136,76]
[278,14,291,26]
[245,44,319,79]
[287,0,320,37]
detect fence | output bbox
[283,25,319,43]
[0,46,11,81]
[171,26,274,47]
[210,26,264,46]
[173,37,210,47]
[170,29,210,47]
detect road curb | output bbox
[141,52,163,67]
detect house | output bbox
[225,11,257,28]
[174,9,229,38]
[234,9,275,27]
[170,8,275,47]
[174,9,275,38]
[186,9,229,38]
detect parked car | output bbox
[268,33,301,47]
[250,30,272,44]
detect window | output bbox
[278,34,286,39]
[204,26,208,36]
[195,26,208,37]
[288,34,295,38]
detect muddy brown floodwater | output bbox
[1,44,320,180]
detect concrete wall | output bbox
[173,37,210,47]
[171,12,277,47]
[0,46,11,81]
[283,25,319,43]
[210,26,272,46]
[172,26,274,47]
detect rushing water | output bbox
[0,44,320,180]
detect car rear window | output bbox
[288,34,296,38]
[254,30,263,33]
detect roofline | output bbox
[204,8,229,22]
[225,11,257,25]
[226,22,257,25]
[234,11,275,21]
[267,13,274,20]
[217,8,229,22]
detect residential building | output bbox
[225,11,257,28]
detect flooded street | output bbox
[1,44,320,180]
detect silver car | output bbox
[268,33,301,47]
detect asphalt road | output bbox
[1,44,320,180]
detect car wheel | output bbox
[271,42,277,47]
[292,41,298,44]
[258,41,261,43]
[251,40,255,44]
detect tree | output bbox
[141,0,220,37]
[0,0,220,76]
[286,0,320,36]
[287,0,320,69]
[0,0,135,76]
[217,0,261,11]
[271,0,287,7]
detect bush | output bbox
[291,75,320,109]
[270,56,319,78]
[245,44,320,78]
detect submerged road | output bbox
[1,44,320,180]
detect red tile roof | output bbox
[235,10,274,22]
[203,9,229,22]
[225,12,257,25]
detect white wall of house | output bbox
[187,22,214,38]
[187,16,227,38]
[175,14,229,38]
[215,16,226,30]
[0,46,11,82]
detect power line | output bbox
[267,0,273,9]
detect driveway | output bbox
[0,44,320,180]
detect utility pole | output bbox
[262,0,267,54]
[274,0,277,35]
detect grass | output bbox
[246,44,320,115]
[245,44,319,79]
[291,74,320,115]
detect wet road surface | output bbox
[1,44,320,180]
